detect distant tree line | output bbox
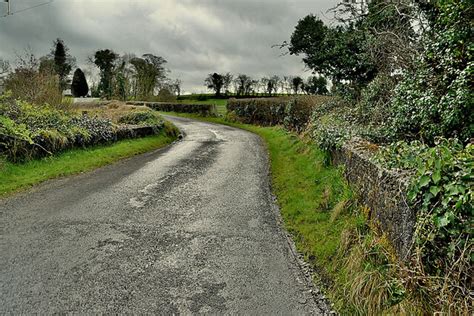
[204,72,328,97]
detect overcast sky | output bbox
[0,0,335,93]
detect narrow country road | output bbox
[1,116,329,314]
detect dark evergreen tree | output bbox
[71,68,89,97]
[51,38,75,91]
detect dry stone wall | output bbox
[332,138,416,259]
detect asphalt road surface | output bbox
[1,116,330,314]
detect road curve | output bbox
[1,116,329,314]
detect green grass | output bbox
[0,131,177,198]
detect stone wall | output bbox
[332,138,415,259]
[115,125,162,140]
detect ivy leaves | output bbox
[377,138,473,275]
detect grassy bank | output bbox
[0,129,177,198]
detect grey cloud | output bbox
[0,0,334,93]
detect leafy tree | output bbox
[287,15,377,93]
[303,76,328,95]
[291,76,303,94]
[205,73,224,96]
[234,74,254,96]
[71,68,89,97]
[51,38,75,91]
[130,54,168,99]
[114,61,128,101]
[93,49,118,99]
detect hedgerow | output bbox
[227,95,331,132]
[126,101,217,116]
[0,95,167,162]
[118,110,163,126]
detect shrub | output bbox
[0,96,117,161]
[227,97,288,126]
[154,88,177,102]
[143,102,217,116]
[5,70,63,107]
[309,97,386,150]
[69,115,114,145]
[227,95,331,131]
[118,110,163,126]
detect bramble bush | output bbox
[309,94,387,151]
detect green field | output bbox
[0,131,177,198]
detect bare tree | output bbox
[222,73,233,95]
[291,76,303,94]
[284,76,293,95]
[331,0,421,73]
[0,58,10,76]
[270,75,281,95]
[171,79,182,97]
[5,49,62,106]
[234,74,255,96]
[260,77,270,95]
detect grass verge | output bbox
[0,127,178,198]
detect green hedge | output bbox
[127,101,217,116]
[0,97,167,162]
[227,95,331,132]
